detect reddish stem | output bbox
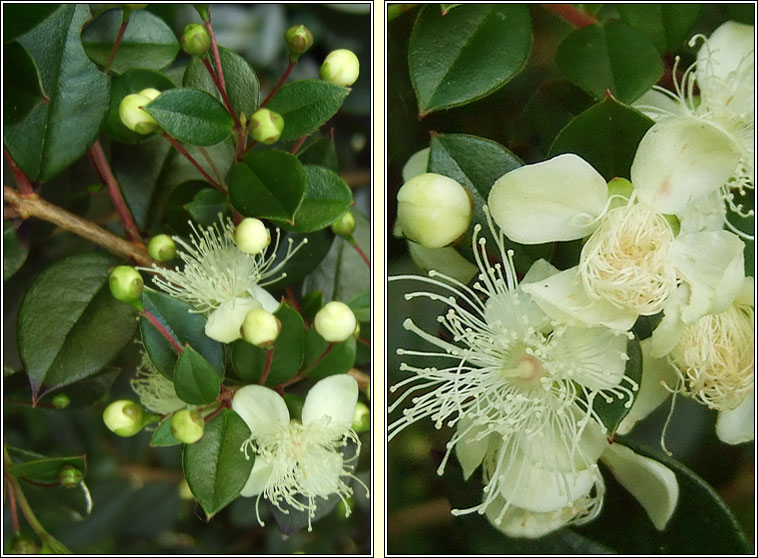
[259,347,275,386]
[162,134,225,192]
[203,404,226,423]
[141,309,183,354]
[4,147,34,195]
[202,57,240,127]
[284,286,302,313]
[259,61,295,109]
[348,236,370,268]
[5,398,54,409]
[357,336,370,346]
[104,16,129,74]
[243,139,259,155]
[290,135,307,155]
[5,475,20,532]
[301,343,335,377]
[542,4,597,28]
[204,20,227,94]
[88,141,142,243]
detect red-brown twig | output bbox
[5,475,20,532]
[141,309,183,354]
[4,147,34,195]
[201,57,240,127]
[290,135,307,155]
[204,20,227,94]
[162,134,225,192]
[348,236,370,268]
[258,61,295,109]
[260,347,275,386]
[300,343,335,377]
[104,16,129,74]
[542,4,597,28]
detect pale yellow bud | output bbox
[249,108,284,145]
[241,308,281,348]
[314,301,357,342]
[320,49,360,87]
[119,93,158,134]
[234,217,271,255]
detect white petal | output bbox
[488,154,608,244]
[734,276,754,307]
[633,88,686,121]
[454,417,495,480]
[402,147,430,182]
[552,326,628,391]
[205,297,262,343]
[248,284,280,313]
[617,338,679,435]
[240,457,273,497]
[302,374,359,427]
[407,241,478,284]
[601,443,678,531]
[520,258,560,284]
[231,384,289,437]
[716,390,755,445]
[677,190,727,235]
[484,290,551,340]
[649,284,691,358]
[485,497,574,539]
[669,230,745,323]
[521,267,638,332]
[631,117,742,214]
[300,447,343,496]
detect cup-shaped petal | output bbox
[302,374,359,428]
[716,390,755,445]
[240,457,274,497]
[232,384,289,438]
[205,297,262,343]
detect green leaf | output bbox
[104,68,175,144]
[80,8,179,74]
[349,291,371,366]
[3,41,44,125]
[140,289,224,379]
[617,4,702,53]
[150,416,183,447]
[39,533,73,555]
[145,88,234,146]
[17,253,138,402]
[276,165,353,233]
[4,367,120,409]
[548,96,654,181]
[4,222,29,280]
[183,409,253,518]
[3,5,110,183]
[231,303,304,386]
[8,455,86,484]
[3,4,58,43]
[593,334,642,434]
[348,291,371,323]
[173,345,221,404]
[183,46,260,120]
[266,79,350,141]
[229,150,306,222]
[303,329,356,380]
[409,4,532,116]
[264,230,334,290]
[555,21,664,104]
[165,179,222,235]
[184,188,229,226]
[297,137,339,173]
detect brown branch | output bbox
[542,4,597,28]
[4,186,153,266]
[290,135,307,155]
[259,347,275,386]
[204,20,227,96]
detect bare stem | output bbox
[202,56,240,127]
[204,20,227,95]
[290,135,307,155]
[259,61,295,109]
[259,347,275,386]
[162,134,225,192]
[542,4,597,27]
[197,146,227,189]
[140,309,184,354]
[104,16,129,74]
[5,475,20,532]
[348,236,370,268]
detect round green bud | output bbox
[119,93,158,134]
[284,24,314,60]
[138,87,161,102]
[249,108,284,145]
[314,301,357,343]
[109,266,144,309]
[171,409,205,444]
[148,234,176,261]
[58,465,83,488]
[10,534,39,555]
[241,308,281,348]
[320,49,360,87]
[178,479,194,500]
[181,23,211,57]
[330,211,356,238]
[103,400,145,437]
[396,173,472,248]
[234,217,271,255]
[51,393,71,409]
[352,401,370,433]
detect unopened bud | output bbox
[171,409,205,444]
[249,108,284,145]
[148,234,176,261]
[235,218,271,254]
[330,211,356,238]
[119,93,158,134]
[397,173,472,248]
[103,400,146,437]
[51,393,71,409]
[320,49,360,87]
[181,23,211,57]
[352,401,370,432]
[58,465,83,488]
[241,308,281,348]
[109,266,144,311]
[138,87,161,101]
[10,534,38,555]
[178,479,194,500]
[284,24,314,61]
[314,301,357,343]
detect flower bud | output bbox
[352,401,370,432]
[314,301,357,343]
[58,465,83,488]
[320,49,360,87]
[109,266,144,311]
[284,24,314,61]
[103,400,146,437]
[181,22,211,57]
[119,93,158,134]
[171,409,205,444]
[396,173,472,248]
[249,108,284,145]
[138,87,161,101]
[10,534,38,555]
[148,234,177,261]
[234,217,271,254]
[330,211,356,238]
[178,479,194,500]
[241,308,281,348]
[51,393,71,409]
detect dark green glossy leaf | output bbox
[3,4,58,43]
[140,289,224,379]
[3,41,44,125]
[8,455,86,484]
[276,165,352,233]
[165,179,221,235]
[348,291,371,324]
[231,303,304,386]
[184,188,229,226]
[409,5,531,116]
[150,416,183,447]
[229,150,306,222]
[4,367,120,409]
[183,46,260,120]
[24,482,93,524]
[617,4,702,53]
[264,230,334,291]
[303,329,356,380]
[145,88,234,146]
[104,69,175,144]
[349,291,371,367]
[4,5,110,182]
[266,79,350,141]
[183,409,253,518]
[548,96,654,181]
[173,345,220,404]
[300,291,324,324]
[17,253,138,402]
[4,222,29,280]
[297,136,339,173]
[81,8,179,74]
[593,334,642,434]
[555,22,663,104]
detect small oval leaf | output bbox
[173,345,221,405]
[145,88,234,146]
[266,79,350,141]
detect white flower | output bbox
[231,375,368,531]
[145,218,306,343]
[130,352,188,415]
[389,211,638,534]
